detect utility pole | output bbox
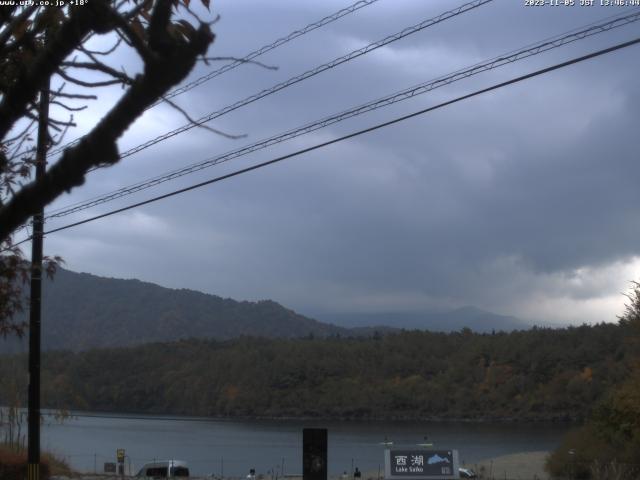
[28,77,49,480]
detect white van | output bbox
[136,460,190,478]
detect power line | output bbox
[17,36,636,245]
[43,9,640,221]
[46,0,384,158]
[158,0,383,105]
[90,0,494,163]
[45,0,498,218]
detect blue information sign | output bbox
[384,450,459,480]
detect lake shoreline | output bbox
[42,413,568,476]
[51,451,552,480]
[42,408,581,425]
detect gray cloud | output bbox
[40,0,640,326]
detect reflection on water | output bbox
[41,411,569,477]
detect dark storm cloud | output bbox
[43,0,640,324]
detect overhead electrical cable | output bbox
[158,0,383,104]
[43,9,640,221]
[47,0,384,158]
[4,34,634,251]
[57,0,492,169]
[44,0,498,218]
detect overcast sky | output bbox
[30,0,640,326]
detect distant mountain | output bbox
[315,306,529,333]
[0,268,530,353]
[1,268,348,352]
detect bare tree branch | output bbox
[50,118,74,146]
[61,61,134,84]
[48,116,75,128]
[80,37,122,56]
[50,100,87,112]
[0,0,118,140]
[198,56,277,70]
[3,118,37,144]
[148,0,172,52]
[161,95,246,140]
[123,0,153,20]
[49,90,98,100]
[47,82,88,116]
[0,0,214,242]
[0,5,37,52]
[114,20,155,64]
[56,68,127,88]
[7,146,36,163]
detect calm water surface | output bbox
[41,411,569,477]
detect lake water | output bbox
[40,411,569,477]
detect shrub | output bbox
[0,444,72,480]
[545,424,640,480]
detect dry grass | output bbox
[0,443,74,479]
[471,451,550,480]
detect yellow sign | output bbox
[117,448,125,463]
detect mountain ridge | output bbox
[315,306,528,333]
[1,268,348,352]
[1,268,528,352]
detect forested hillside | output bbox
[0,323,632,421]
[320,306,526,332]
[1,268,348,352]
[0,268,528,353]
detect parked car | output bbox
[458,467,477,478]
[136,460,190,477]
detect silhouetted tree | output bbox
[0,0,216,335]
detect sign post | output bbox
[384,450,459,480]
[116,449,125,476]
[303,428,327,480]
